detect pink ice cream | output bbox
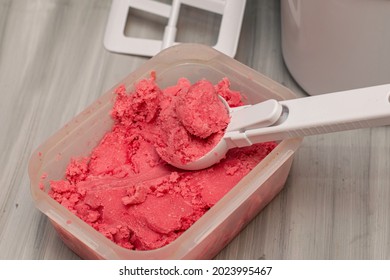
[49,75,277,251]
[155,79,231,166]
[176,79,230,139]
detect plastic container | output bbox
[28,43,302,259]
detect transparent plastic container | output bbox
[28,44,302,259]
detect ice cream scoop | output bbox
[168,83,390,170]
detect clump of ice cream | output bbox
[177,79,230,138]
[48,74,277,251]
[155,79,231,167]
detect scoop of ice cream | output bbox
[155,79,231,167]
[176,80,230,139]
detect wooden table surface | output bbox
[1,0,389,260]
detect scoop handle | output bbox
[226,84,390,147]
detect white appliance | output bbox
[281,0,390,95]
[104,0,246,57]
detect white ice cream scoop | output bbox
[171,83,390,170]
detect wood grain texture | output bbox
[0,0,389,260]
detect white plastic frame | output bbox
[103,0,246,57]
